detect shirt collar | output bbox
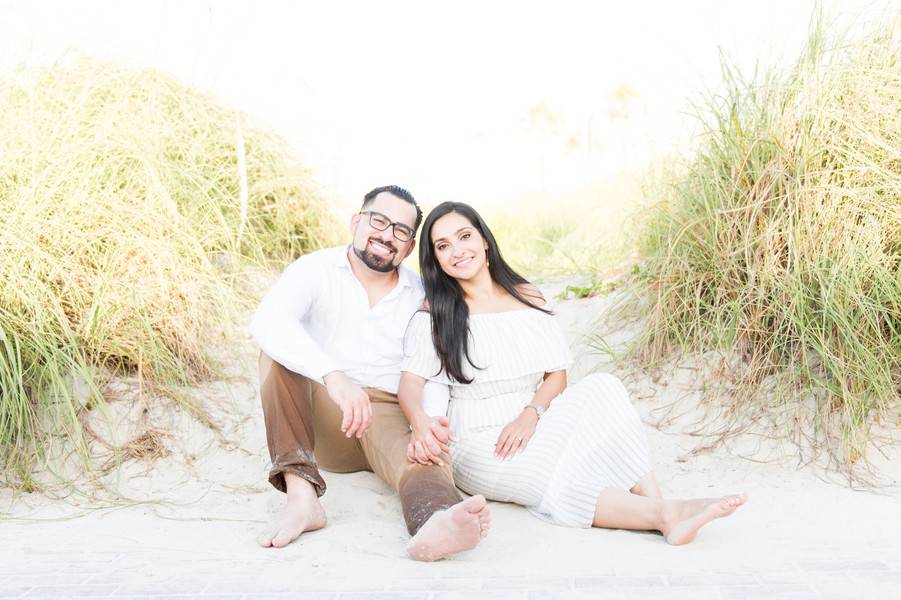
[335,244,354,269]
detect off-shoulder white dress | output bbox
[402,309,652,528]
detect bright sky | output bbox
[1,0,889,210]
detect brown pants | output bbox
[259,353,461,535]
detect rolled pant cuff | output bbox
[268,463,327,497]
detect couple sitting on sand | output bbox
[251,185,747,560]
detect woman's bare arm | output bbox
[398,371,449,465]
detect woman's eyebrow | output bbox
[432,227,473,244]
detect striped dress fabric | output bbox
[402,309,652,528]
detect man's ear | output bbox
[349,213,361,235]
[403,238,417,260]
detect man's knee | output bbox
[260,356,312,409]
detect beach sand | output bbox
[1,279,899,598]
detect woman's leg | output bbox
[592,488,664,530]
[592,488,747,545]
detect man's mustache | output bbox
[368,237,397,253]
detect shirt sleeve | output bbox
[250,253,341,382]
[545,316,574,373]
[401,312,450,384]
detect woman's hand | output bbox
[406,416,452,466]
[495,409,539,460]
[399,371,452,466]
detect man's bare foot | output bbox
[406,495,491,562]
[663,493,747,546]
[258,478,327,548]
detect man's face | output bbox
[349,192,417,273]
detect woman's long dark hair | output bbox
[419,202,550,383]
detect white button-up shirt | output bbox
[250,245,448,415]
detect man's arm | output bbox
[250,255,373,438]
[250,255,340,382]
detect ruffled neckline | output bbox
[468,308,543,318]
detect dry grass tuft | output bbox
[97,428,172,476]
[0,55,339,490]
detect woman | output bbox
[398,201,746,544]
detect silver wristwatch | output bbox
[524,403,546,419]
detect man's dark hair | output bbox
[361,185,423,235]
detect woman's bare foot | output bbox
[258,477,327,548]
[663,493,747,546]
[406,495,491,562]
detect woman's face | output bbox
[430,211,489,281]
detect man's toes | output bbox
[257,527,277,547]
[461,494,487,513]
[480,521,491,538]
[270,528,299,548]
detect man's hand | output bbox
[323,371,371,438]
[406,416,453,466]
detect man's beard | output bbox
[353,238,398,273]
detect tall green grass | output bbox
[622,11,900,469]
[487,172,646,277]
[0,56,339,490]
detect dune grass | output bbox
[620,7,901,467]
[0,56,339,490]
[618,9,900,471]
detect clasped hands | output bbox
[324,372,455,461]
[408,408,540,465]
[407,416,453,466]
[325,370,539,464]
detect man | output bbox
[251,185,490,561]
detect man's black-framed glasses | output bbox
[360,210,415,242]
